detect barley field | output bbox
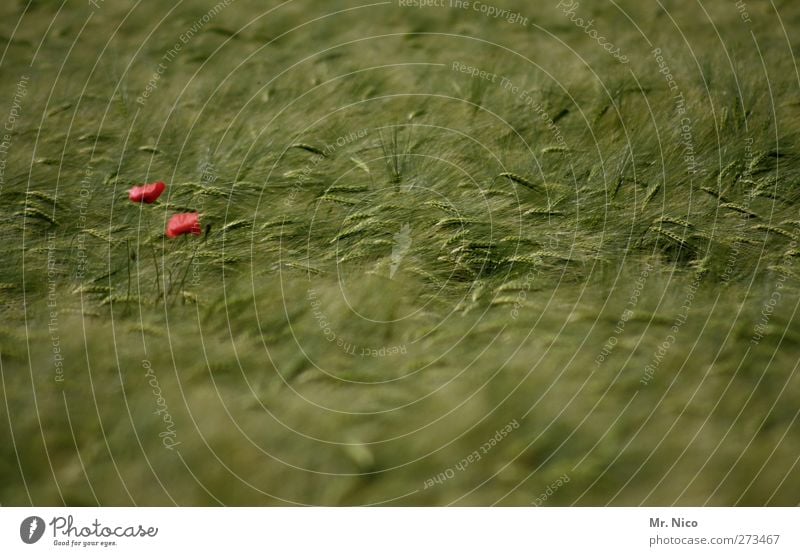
[1,0,799,506]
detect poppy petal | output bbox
[128,181,166,204]
[166,213,201,238]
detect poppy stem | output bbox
[151,245,162,306]
[140,207,162,306]
[173,238,199,306]
[126,238,131,303]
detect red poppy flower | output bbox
[166,212,201,238]
[128,181,166,203]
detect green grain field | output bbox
[1,0,799,506]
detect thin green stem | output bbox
[126,238,131,303]
[173,238,200,306]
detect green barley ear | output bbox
[434,217,470,229]
[343,209,380,224]
[319,195,359,206]
[700,185,727,202]
[523,208,564,217]
[323,184,369,194]
[657,227,695,252]
[442,230,470,247]
[14,206,59,226]
[720,202,759,218]
[220,219,250,233]
[658,216,693,229]
[643,182,661,208]
[350,157,370,175]
[72,285,113,296]
[425,200,460,214]
[80,227,125,246]
[541,145,571,154]
[766,264,800,281]
[27,190,64,208]
[752,224,799,242]
[331,217,383,243]
[729,235,760,246]
[753,187,791,204]
[503,253,546,265]
[290,143,327,158]
[546,192,569,209]
[495,172,538,190]
[283,261,324,275]
[100,294,142,305]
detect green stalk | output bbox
[126,238,131,303]
[173,236,200,306]
[150,245,162,306]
